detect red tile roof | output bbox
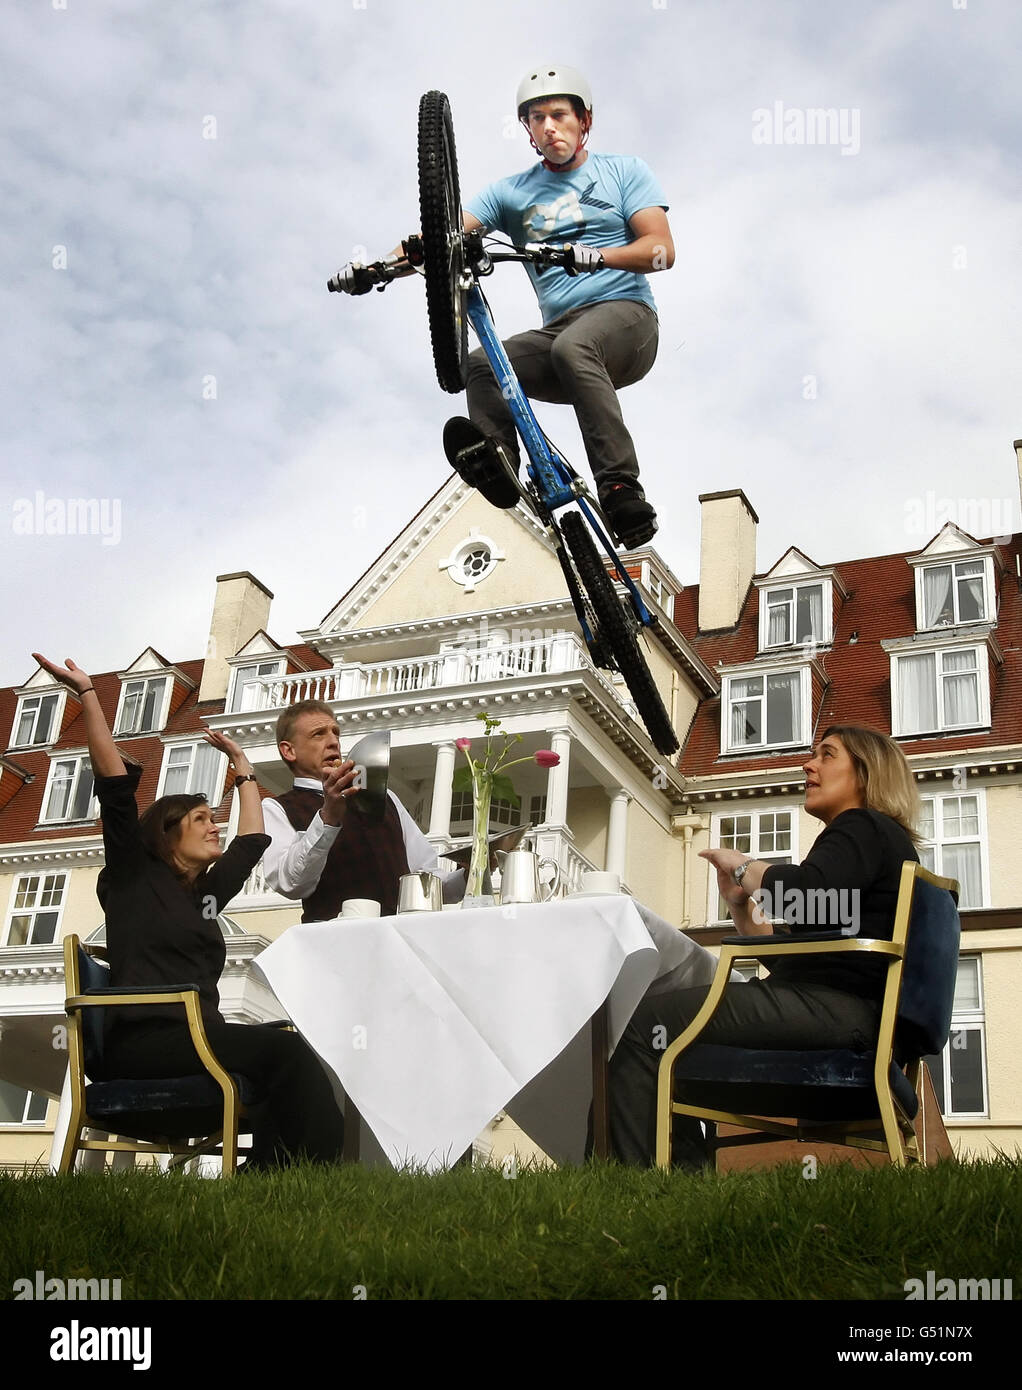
[0,651,326,842]
[674,537,1022,779]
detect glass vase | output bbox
[462,773,495,908]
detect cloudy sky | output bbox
[2,0,1020,686]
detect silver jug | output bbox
[397,871,443,914]
[498,850,561,905]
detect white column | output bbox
[428,740,457,841]
[545,729,572,827]
[606,788,630,879]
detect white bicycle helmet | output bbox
[516,64,593,118]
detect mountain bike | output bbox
[328,91,679,757]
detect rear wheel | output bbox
[561,512,679,756]
[418,91,468,393]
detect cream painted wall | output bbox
[229,905,300,941]
[565,787,609,869]
[983,784,1022,907]
[0,1126,53,1167]
[357,493,568,628]
[966,938,1022,1136]
[57,865,104,941]
[947,1126,1022,1159]
[623,799,681,923]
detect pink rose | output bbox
[534,750,560,768]
[456,738,472,750]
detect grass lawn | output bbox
[2,1157,1020,1301]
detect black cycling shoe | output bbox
[601,483,658,549]
[443,417,520,509]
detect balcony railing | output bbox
[236,634,633,716]
[234,830,601,904]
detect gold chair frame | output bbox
[655,863,959,1170]
[58,934,247,1176]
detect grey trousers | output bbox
[608,977,881,1168]
[465,299,659,495]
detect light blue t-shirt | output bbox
[465,152,668,326]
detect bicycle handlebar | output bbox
[327,234,582,295]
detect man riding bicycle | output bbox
[462,64,673,549]
[336,64,674,551]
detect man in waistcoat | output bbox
[262,699,464,919]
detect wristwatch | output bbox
[732,859,752,887]
[234,774,257,785]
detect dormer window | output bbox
[755,551,838,653]
[919,560,987,628]
[722,665,811,753]
[228,659,285,713]
[11,691,63,749]
[908,525,999,634]
[762,583,826,648]
[114,676,170,737]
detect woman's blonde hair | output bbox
[820,724,922,844]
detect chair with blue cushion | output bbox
[655,863,961,1168]
[58,934,267,1176]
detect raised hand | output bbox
[204,730,253,776]
[32,652,126,777]
[32,653,93,694]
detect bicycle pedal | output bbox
[456,441,491,467]
[443,416,520,509]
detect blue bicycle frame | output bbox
[464,283,655,631]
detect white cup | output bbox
[580,870,621,895]
[341,898,381,919]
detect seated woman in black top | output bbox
[609,724,921,1167]
[35,652,345,1170]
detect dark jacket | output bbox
[95,766,269,1036]
[759,807,919,1000]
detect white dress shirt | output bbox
[262,778,465,906]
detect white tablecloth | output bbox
[254,896,723,1171]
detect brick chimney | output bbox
[698,490,758,632]
[198,572,274,703]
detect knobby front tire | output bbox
[417,91,468,393]
[560,513,680,757]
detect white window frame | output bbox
[10,689,66,749]
[707,807,799,924]
[449,788,520,830]
[914,556,994,631]
[917,789,989,910]
[113,675,171,737]
[0,1081,49,1126]
[156,741,227,804]
[3,870,69,947]
[39,754,97,824]
[721,666,811,754]
[228,658,286,714]
[925,957,988,1118]
[758,578,832,651]
[890,643,990,737]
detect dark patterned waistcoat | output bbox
[273,787,410,920]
